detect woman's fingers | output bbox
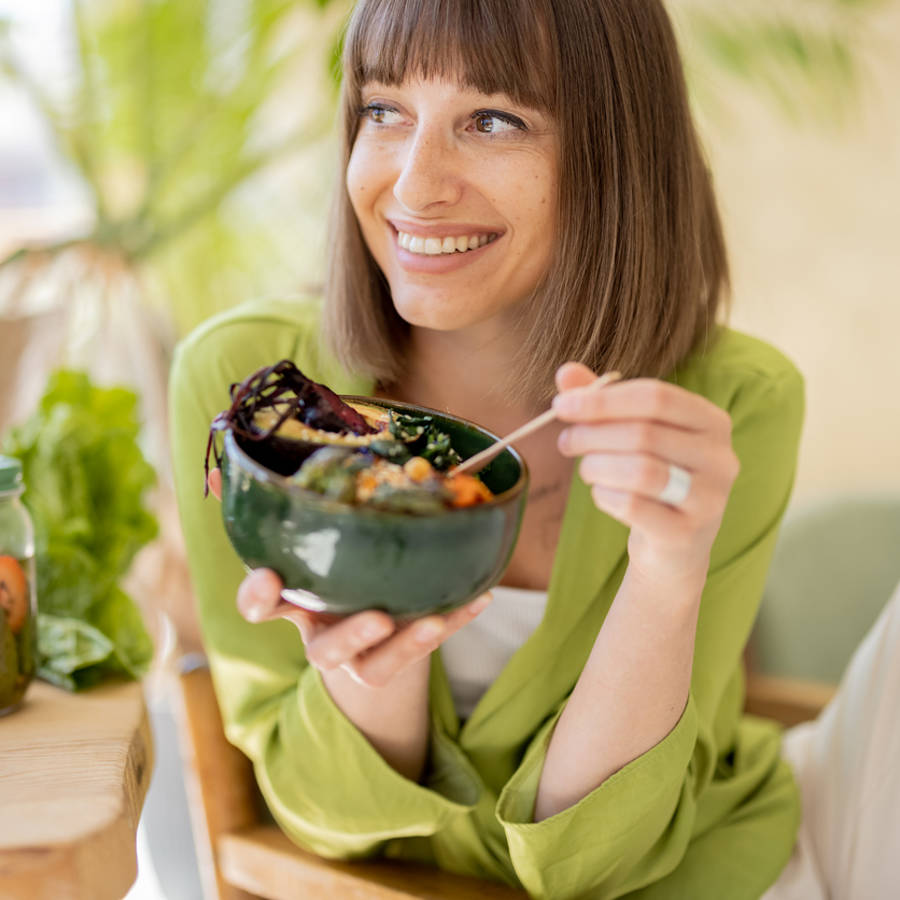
[555,361,597,393]
[551,373,740,578]
[207,468,223,501]
[236,568,285,622]
[304,611,396,670]
[578,452,696,505]
[235,569,382,646]
[554,378,732,437]
[589,484,684,534]
[239,575,492,688]
[345,615,448,686]
[559,420,701,469]
[342,592,493,688]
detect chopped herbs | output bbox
[388,412,462,471]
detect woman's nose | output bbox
[392,130,463,212]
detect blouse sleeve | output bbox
[169,304,482,859]
[494,358,805,899]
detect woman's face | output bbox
[346,76,558,335]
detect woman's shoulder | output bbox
[171,294,373,399]
[670,326,804,413]
[174,293,323,362]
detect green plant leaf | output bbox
[36,613,115,690]
[677,1,882,125]
[2,370,157,691]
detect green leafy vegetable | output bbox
[2,371,157,690]
[389,413,461,471]
[368,438,411,465]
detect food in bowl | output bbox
[206,361,528,618]
[207,360,494,515]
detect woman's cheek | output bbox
[345,152,368,210]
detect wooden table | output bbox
[0,680,153,900]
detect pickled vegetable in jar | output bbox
[0,455,37,715]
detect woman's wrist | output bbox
[625,530,714,592]
[322,655,432,782]
[535,550,704,820]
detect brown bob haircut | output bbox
[323,0,729,403]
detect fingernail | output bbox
[557,429,572,453]
[245,603,266,623]
[469,593,492,615]
[414,619,444,644]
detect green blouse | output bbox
[170,296,805,900]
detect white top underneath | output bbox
[439,584,550,719]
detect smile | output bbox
[397,230,500,256]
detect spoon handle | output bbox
[451,371,622,477]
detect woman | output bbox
[170,1,894,897]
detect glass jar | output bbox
[0,455,37,715]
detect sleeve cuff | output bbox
[256,666,481,859]
[497,695,699,898]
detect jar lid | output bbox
[0,456,23,493]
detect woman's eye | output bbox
[471,110,526,134]
[360,103,403,125]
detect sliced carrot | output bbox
[0,556,28,635]
[446,474,493,508]
[356,470,379,502]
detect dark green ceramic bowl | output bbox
[220,396,528,618]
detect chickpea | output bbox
[403,456,433,483]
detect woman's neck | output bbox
[382,323,544,432]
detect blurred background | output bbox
[2,0,897,498]
[0,0,897,897]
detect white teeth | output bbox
[396,230,496,256]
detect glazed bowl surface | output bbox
[220,396,528,618]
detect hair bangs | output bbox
[344,0,556,112]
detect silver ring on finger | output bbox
[658,463,692,507]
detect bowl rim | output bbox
[221,394,529,518]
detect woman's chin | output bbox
[390,296,481,332]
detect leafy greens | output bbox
[388,412,461,471]
[2,371,157,690]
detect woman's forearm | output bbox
[533,562,706,821]
[322,657,432,782]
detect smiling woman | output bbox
[325,0,727,404]
[345,77,558,335]
[169,1,900,899]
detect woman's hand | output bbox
[536,363,740,817]
[207,468,491,688]
[553,362,740,582]
[234,567,491,687]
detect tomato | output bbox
[0,556,28,635]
